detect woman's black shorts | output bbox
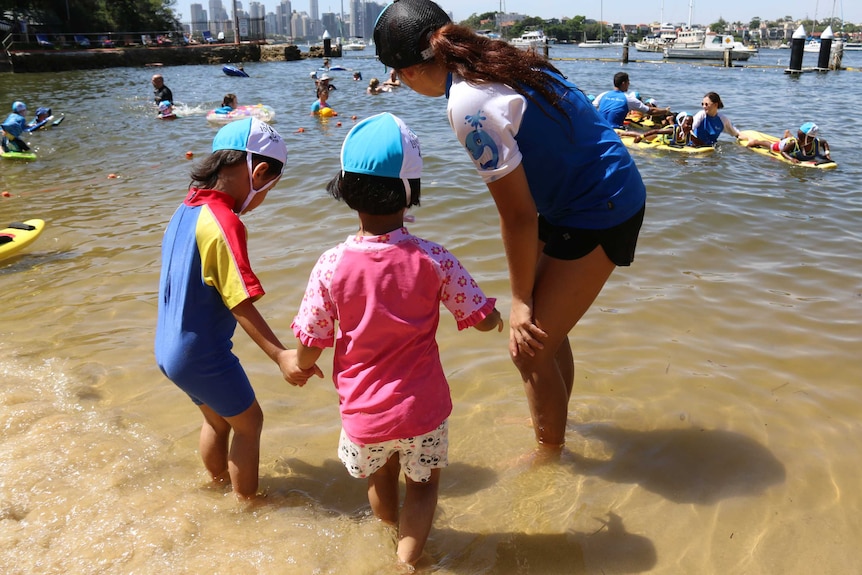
[538,204,645,265]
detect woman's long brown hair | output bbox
[428,24,568,113]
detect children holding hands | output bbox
[155,110,502,566]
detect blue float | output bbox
[222,65,249,77]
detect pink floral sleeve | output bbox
[414,238,496,330]
[290,245,345,348]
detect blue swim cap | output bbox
[213,117,287,166]
[35,107,51,117]
[12,101,26,113]
[341,113,421,180]
[158,100,172,111]
[340,113,421,207]
[799,122,819,136]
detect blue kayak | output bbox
[223,65,249,77]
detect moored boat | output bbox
[510,30,547,50]
[672,27,706,48]
[664,33,756,61]
[634,22,677,52]
[342,37,367,51]
[803,38,845,53]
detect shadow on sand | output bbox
[568,423,787,504]
[430,511,656,574]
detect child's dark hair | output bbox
[326,171,420,215]
[190,150,284,189]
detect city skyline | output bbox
[172,0,861,29]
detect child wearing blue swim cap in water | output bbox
[1,101,31,152]
[155,118,318,501]
[744,121,833,164]
[287,112,502,566]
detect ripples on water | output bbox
[1,47,861,573]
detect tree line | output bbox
[459,11,860,43]
[0,0,180,33]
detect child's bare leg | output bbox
[368,454,401,524]
[397,469,440,565]
[223,399,264,499]
[746,138,771,149]
[198,404,231,484]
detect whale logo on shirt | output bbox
[463,111,499,170]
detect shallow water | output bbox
[2,47,862,574]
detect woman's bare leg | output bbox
[512,246,616,448]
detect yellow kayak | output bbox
[737,130,837,169]
[0,219,46,262]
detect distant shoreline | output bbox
[3,43,337,74]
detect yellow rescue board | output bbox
[615,131,715,154]
[0,219,46,262]
[737,130,837,169]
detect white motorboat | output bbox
[635,36,673,52]
[803,39,846,53]
[342,37,367,51]
[664,33,756,61]
[510,30,547,50]
[635,22,677,52]
[672,27,706,48]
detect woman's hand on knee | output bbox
[508,301,547,358]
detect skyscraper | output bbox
[190,3,207,32]
[208,0,229,22]
[349,0,361,38]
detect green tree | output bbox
[460,11,498,30]
[0,0,180,32]
[749,17,761,29]
[709,17,728,34]
[510,15,545,38]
